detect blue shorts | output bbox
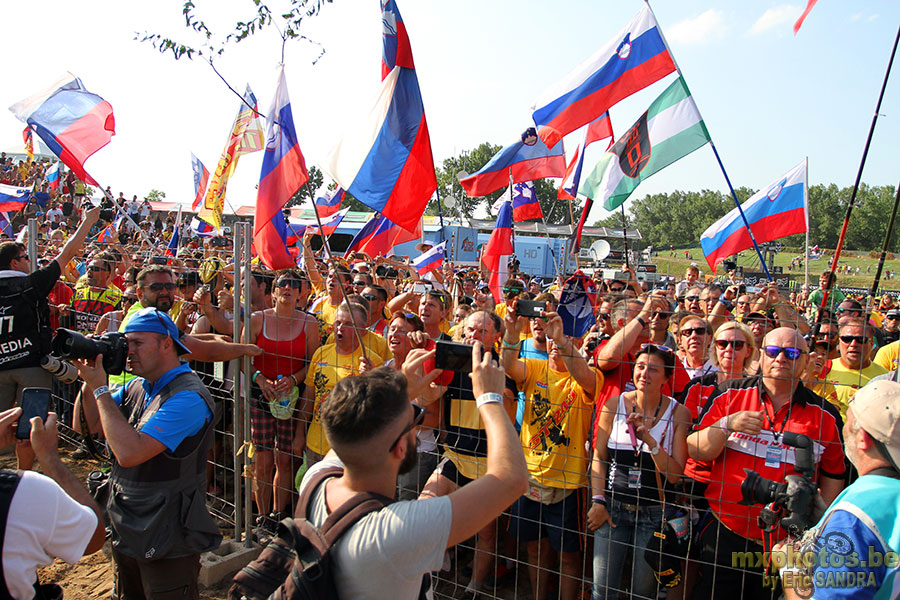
[508,489,584,553]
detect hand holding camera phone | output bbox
[434,340,473,372]
[16,388,52,440]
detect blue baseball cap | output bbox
[123,307,190,355]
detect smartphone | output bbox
[150,256,167,265]
[515,299,545,318]
[434,341,473,372]
[412,281,434,294]
[16,388,52,440]
[738,284,747,295]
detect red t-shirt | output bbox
[697,376,845,541]
[47,280,74,331]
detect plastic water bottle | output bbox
[269,374,298,420]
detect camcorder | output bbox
[740,432,819,537]
[51,329,129,376]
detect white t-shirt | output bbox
[3,471,97,600]
[46,208,63,223]
[299,456,452,600]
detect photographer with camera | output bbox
[687,327,846,599]
[72,307,221,600]
[0,205,99,470]
[778,379,900,599]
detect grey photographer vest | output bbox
[107,371,222,560]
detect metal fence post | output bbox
[231,224,243,544]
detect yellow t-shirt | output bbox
[518,358,600,489]
[304,343,384,455]
[325,330,391,364]
[874,340,900,372]
[826,360,889,419]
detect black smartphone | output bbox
[150,256,167,265]
[738,284,747,295]
[434,341,473,372]
[515,299,545,318]
[16,388,52,440]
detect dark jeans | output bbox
[693,517,778,600]
[112,548,201,600]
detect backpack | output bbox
[229,466,392,600]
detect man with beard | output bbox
[69,252,122,333]
[73,308,221,599]
[297,354,527,600]
[778,380,900,599]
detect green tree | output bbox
[146,189,166,202]
[285,165,325,208]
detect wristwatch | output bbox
[649,442,660,455]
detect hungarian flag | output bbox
[580,76,710,212]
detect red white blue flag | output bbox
[412,241,446,275]
[559,112,614,201]
[701,159,808,273]
[315,188,344,218]
[482,199,514,303]
[253,68,309,270]
[323,0,436,234]
[460,129,566,198]
[165,207,182,257]
[0,212,12,238]
[531,6,674,148]
[344,212,419,258]
[511,182,543,222]
[96,215,122,244]
[0,184,30,212]
[190,217,216,238]
[9,73,115,185]
[190,153,210,212]
[44,162,61,191]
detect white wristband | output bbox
[476,393,503,408]
[717,416,730,433]
[93,385,110,399]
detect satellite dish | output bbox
[589,239,611,262]
[444,196,457,209]
[456,170,469,180]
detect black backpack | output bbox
[229,466,392,600]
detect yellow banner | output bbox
[198,85,265,229]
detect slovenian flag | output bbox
[165,206,182,257]
[45,162,61,191]
[323,0,436,234]
[309,206,350,236]
[253,68,309,270]
[559,112,614,201]
[9,73,115,185]
[344,212,419,258]
[0,212,12,238]
[190,217,216,238]
[701,160,808,273]
[0,184,30,212]
[580,76,710,212]
[459,130,565,198]
[190,153,209,212]
[314,188,344,218]
[482,200,514,303]
[512,182,543,222]
[412,241,446,275]
[531,6,675,148]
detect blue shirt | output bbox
[112,363,212,452]
[515,339,549,431]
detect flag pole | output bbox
[645,0,771,281]
[817,23,900,325]
[868,178,900,312]
[174,204,183,258]
[303,181,368,361]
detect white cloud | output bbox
[851,12,864,22]
[869,13,880,22]
[667,9,727,45]
[749,5,802,36]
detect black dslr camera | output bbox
[740,432,818,537]
[51,329,128,375]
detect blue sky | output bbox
[2,1,898,223]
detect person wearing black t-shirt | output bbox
[0,206,99,469]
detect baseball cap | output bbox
[852,380,900,471]
[886,309,900,319]
[123,307,191,355]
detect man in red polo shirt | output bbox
[688,327,845,600]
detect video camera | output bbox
[51,329,128,376]
[740,432,818,537]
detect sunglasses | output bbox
[144,282,176,291]
[14,254,29,261]
[715,339,747,351]
[276,279,303,289]
[352,281,367,287]
[88,265,107,272]
[680,327,708,337]
[597,313,611,321]
[361,293,377,301]
[887,315,900,321]
[390,403,425,451]
[651,311,669,319]
[840,335,869,345]
[836,307,860,314]
[763,346,805,360]
[684,295,700,303]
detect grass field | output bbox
[649,247,900,292]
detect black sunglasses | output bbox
[144,282,176,291]
[361,293,378,301]
[390,403,425,451]
[715,339,747,351]
[597,313,611,321]
[684,295,700,303]
[14,254,29,261]
[680,327,708,337]
[277,279,303,289]
[840,335,869,345]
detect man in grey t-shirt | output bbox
[297,344,527,600]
